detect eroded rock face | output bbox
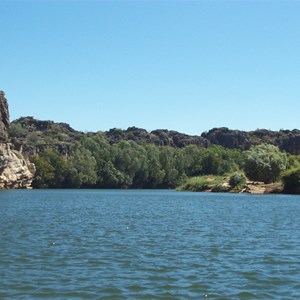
[0,144,35,189]
[0,91,35,189]
[0,91,10,143]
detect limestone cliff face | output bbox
[0,144,35,189]
[0,91,35,189]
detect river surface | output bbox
[1,190,300,299]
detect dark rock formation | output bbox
[14,116,78,134]
[202,127,251,150]
[277,130,300,155]
[105,127,209,148]
[150,129,209,147]
[202,127,300,154]
[10,116,300,155]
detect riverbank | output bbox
[177,175,284,194]
[240,181,284,194]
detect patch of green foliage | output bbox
[211,184,229,193]
[31,136,244,189]
[244,144,288,183]
[177,175,227,192]
[28,132,299,192]
[282,167,300,194]
[32,145,97,188]
[9,123,27,138]
[229,172,247,190]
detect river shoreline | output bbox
[0,182,286,194]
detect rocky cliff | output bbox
[9,109,300,155]
[0,91,9,143]
[202,127,300,154]
[106,127,209,147]
[0,91,35,189]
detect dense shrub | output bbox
[229,172,247,189]
[244,144,288,183]
[178,176,225,192]
[282,168,300,194]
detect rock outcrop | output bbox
[202,127,300,154]
[0,91,10,142]
[201,127,251,150]
[10,116,84,156]
[0,91,35,189]
[105,127,209,148]
[0,143,35,189]
[10,115,300,155]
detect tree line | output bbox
[31,132,300,193]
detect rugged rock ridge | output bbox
[9,112,300,155]
[106,127,209,147]
[202,127,300,154]
[0,91,35,189]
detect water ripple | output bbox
[1,190,300,299]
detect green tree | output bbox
[244,144,288,183]
[145,145,165,187]
[31,154,55,188]
[159,147,181,187]
[282,167,300,194]
[32,148,71,188]
[229,172,247,189]
[9,123,27,138]
[181,145,203,176]
[69,143,97,187]
[97,161,124,188]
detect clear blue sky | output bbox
[1,0,299,135]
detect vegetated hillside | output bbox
[10,117,300,155]
[202,127,300,154]
[9,116,300,192]
[10,117,84,155]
